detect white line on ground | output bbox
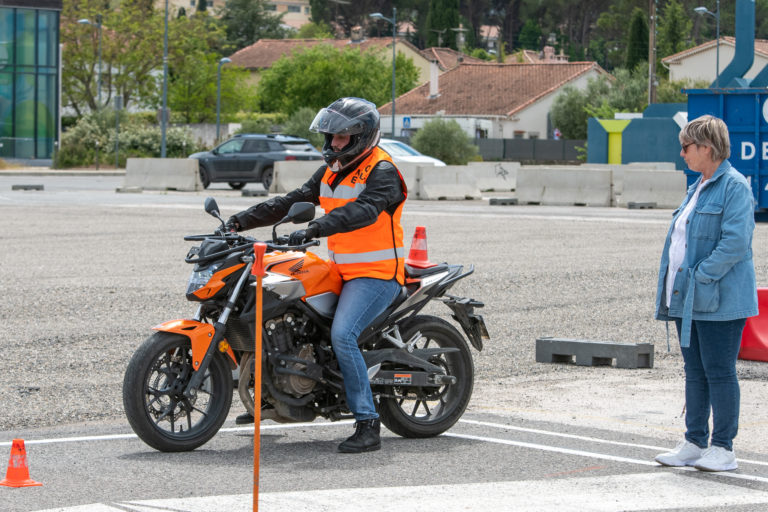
[32,472,768,512]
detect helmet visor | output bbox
[309,108,366,136]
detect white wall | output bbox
[668,45,768,83]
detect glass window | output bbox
[15,9,35,68]
[266,4,277,11]
[15,73,35,158]
[37,11,57,68]
[217,139,245,154]
[0,71,11,157]
[243,139,269,152]
[36,72,56,158]
[287,5,300,13]
[0,9,13,70]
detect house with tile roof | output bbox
[229,35,433,86]
[662,37,768,84]
[418,47,486,71]
[377,61,607,139]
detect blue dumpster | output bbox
[687,88,768,210]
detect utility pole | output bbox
[648,0,657,104]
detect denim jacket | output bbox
[654,160,758,347]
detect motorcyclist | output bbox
[226,97,407,454]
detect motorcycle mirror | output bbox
[285,202,316,224]
[204,197,220,217]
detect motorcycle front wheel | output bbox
[377,315,474,438]
[123,332,233,452]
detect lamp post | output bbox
[77,14,102,108]
[216,57,231,142]
[695,1,720,87]
[161,0,169,157]
[369,8,396,138]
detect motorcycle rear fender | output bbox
[153,319,238,370]
[441,295,490,351]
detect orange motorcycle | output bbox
[123,198,489,451]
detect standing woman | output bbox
[654,114,757,472]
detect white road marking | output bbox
[32,473,768,512]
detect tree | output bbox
[292,21,335,39]
[624,7,648,71]
[256,44,419,114]
[518,18,541,49]
[425,0,462,49]
[411,118,478,165]
[62,0,165,114]
[219,0,288,52]
[549,75,611,139]
[657,0,693,76]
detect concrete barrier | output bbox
[394,162,427,194]
[620,169,686,209]
[467,161,519,191]
[517,167,612,206]
[416,165,482,200]
[123,158,201,191]
[271,160,323,193]
[627,161,676,170]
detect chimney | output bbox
[350,25,363,43]
[429,60,440,99]
[543,45,555,61]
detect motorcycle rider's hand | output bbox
[288,224,319,245]
[224,217,240,233]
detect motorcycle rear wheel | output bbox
[123,332,233,452]
[377,315,474,438]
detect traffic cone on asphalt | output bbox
[0,439,42,487]
[405,226,436,269]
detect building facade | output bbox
[0,0,61,160]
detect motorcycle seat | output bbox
[405,262,449,278]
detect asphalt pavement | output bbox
[2,173,768,511]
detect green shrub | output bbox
[410,118,478,165]
[58,112,201,168]
[282,107,323,147]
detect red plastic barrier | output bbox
[740,288,768,362]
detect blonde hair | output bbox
[679,114,730,161]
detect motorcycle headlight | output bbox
[186,263,222,295]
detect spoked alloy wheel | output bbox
[377,315,474,438]
[123,332,232,452]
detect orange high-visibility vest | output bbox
[318,147,407,284]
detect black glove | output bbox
[288,224,319,245]
[224,216,240,233]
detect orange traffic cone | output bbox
[405,226,436,269]
[0,439,42,487]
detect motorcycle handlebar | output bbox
[183,234,321,265]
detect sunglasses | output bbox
[681,142,695,152]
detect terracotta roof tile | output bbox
[418,47,485,71]
[378,62,606,116]
[230,37,420,69]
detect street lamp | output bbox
[369,8,397,138]
[161,0,169,157]
[695,1,720,87]
[77,14,102,108]
[216,57,231,142]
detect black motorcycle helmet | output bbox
[309,97,381,173]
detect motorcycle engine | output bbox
[265,312,318,397]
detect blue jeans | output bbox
[674,318,745,451]
[331,277,401,421]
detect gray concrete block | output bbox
[489,197,518,205]
[627,201,657,209]
[242,188,267,197]
[535,337,654,369]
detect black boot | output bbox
[338,418,381,453]
[235,412,254,425]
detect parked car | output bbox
[188,134,323,190]
[378,138,446,166]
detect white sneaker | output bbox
[694,446,738,472]
[655,440,704,467]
